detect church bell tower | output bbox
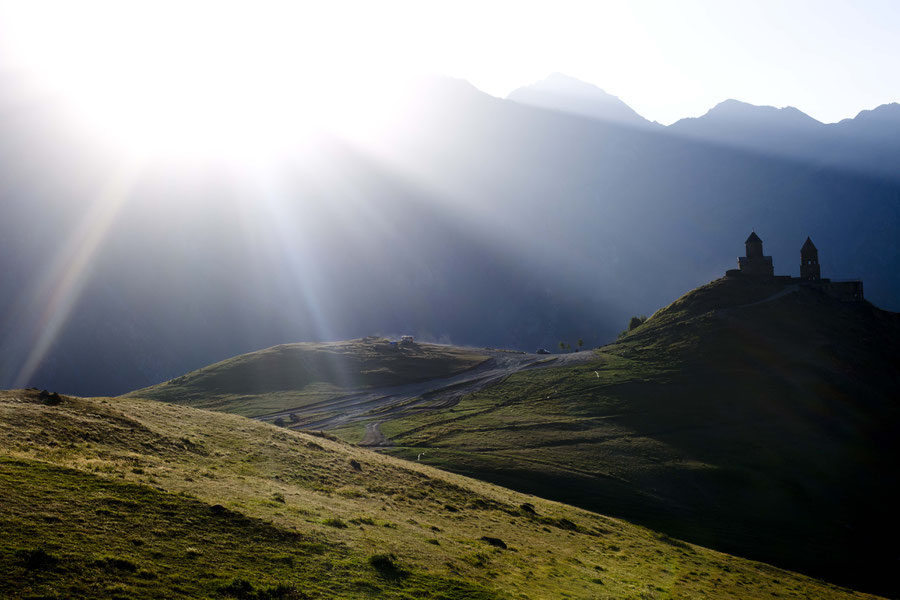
[800,237,820,281]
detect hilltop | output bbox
[1,388,879,599]
[125,337,598,440]
[325,277,899,596]
[127,338,490,416]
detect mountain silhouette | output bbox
[668,99,824,156]
[1,74,899,396]
[507,72,655,127]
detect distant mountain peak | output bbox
[530,72,615,95]
[681,99,822,128]
[506,73,654,127]
[836,102,900,129]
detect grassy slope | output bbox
[126,338,489,416]
[0,389,876,600]
[358,278,900,597]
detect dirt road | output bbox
[254,347,595,445]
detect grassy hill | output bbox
[0,389,878,599]
[328,278,900,597]
[126,338,489,416]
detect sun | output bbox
[1,1,404,160]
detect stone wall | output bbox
[814,280,864,302]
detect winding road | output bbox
[254,347,596,446]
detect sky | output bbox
[0,0,898,128]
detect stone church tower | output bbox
[800,237,821,281]
[738,232,774,277]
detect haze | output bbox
[1,0,899,399]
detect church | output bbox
[725,232,864,301]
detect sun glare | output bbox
[2,1,406,160]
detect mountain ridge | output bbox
[507,72,894,127]
[506,74,900,179]
[4,72,900,398]
[670,98,824,129]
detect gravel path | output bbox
[254,346,596,444]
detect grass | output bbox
[339,278,900,597]
[0,387,878,599]
[0,458,345,599]
[125,337,489,417]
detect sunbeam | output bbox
[13,161,143,387]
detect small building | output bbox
[737,232,774,277]
[400,335,414,345]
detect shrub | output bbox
[97,556,139,571]
[479,536,507,549]
[219,578,257,599]
[464,551,491,567]
[557,518,578,530]
[654,532,693,551]
[323,517,347,528]
[16,547,58,570]
[628,315,648,331]
[218,578,301,600]
[368,553,406,578]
